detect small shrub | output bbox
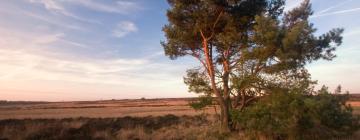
[189,96,213,110]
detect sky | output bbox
[0,0,359,101]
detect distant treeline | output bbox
[349,94,360,101]
[0,100,48,105]
[1,94,360,105]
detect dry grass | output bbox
[0,114,231,140]
[1,99,359,120]
[1,114,358,140]
[348,101,360,107]
[0,98,215,120]
[0,99,360,139]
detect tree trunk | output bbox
[221,54,232,132]
[201,35,231,133]
[220,97,231,132]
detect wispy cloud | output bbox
[112,21,138,38]
[72,0,141,14]
[317,0,353,14]
[27,0,100,24]
[0,25,189,100]
[24,12,87,31]
[0,48,188,101]
[32,33,64,45]
[59,39,89,48]
[0,27,61,49]
[0,26,89,56]
[311,7,360,18]
[285,0,360,19]
[0,2,87,31]
[311,0,360,18]
[28,0,64,12]
[28,0,141,15]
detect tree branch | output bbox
[208,11,224,40]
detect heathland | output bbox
[1,96,360,140]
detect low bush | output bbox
[231,89,360,140]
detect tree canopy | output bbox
[162,0,344,132]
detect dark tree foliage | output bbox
[188,95,214,111]
[233,87,359,139]
[162,0,344,132]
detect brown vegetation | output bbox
[0,98,214,120]
[0,98,360,139]
[0,114,234,140]
[1,113,360,140]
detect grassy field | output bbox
[0,98,359,140]
[0,99,221,140]
[1,98,359,120]
[0,114,223,140]
[0,98,215,120]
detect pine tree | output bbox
[162,0,343,132]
